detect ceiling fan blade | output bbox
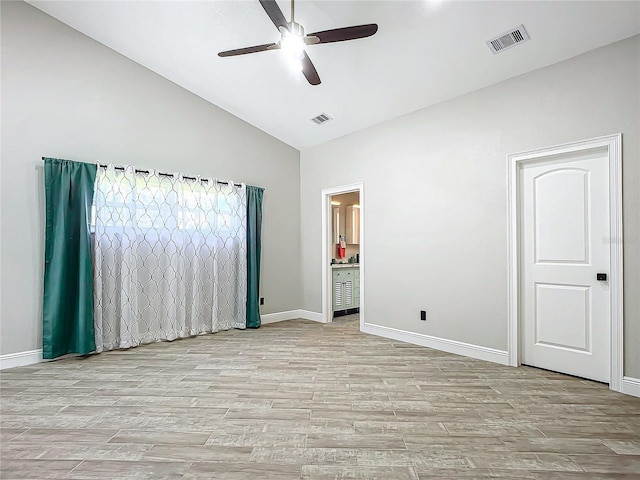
[259,0,288,31]
[301,51,321,85]
[308,24,378,44]
[218,43,279,57]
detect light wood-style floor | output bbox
[1,317,639,479]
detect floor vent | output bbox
[310,113,332,125]
[487,25,530,54]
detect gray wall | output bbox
[0,1,301,356]
[300,36,640,377]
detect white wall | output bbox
[300,36,640,377]
[0,1,301,356]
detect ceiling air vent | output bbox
[310,113,332,125]
[486,25,530,54]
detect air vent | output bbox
[310,113,332,125]
[486,25,530,54]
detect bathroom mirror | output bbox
[346,205,360,244]
[332,206,341,244]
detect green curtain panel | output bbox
[246,185,264,328]
[43,158,97,359]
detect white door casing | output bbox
[507,134,623,392]
[521,149,610,382]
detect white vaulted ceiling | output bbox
[28,1,640,149]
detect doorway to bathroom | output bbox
[321,183,364,330]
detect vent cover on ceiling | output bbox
[310,113,332,125]
[486,25,530,54]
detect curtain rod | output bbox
[41,157,241,187]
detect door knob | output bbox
[597,273,607,281]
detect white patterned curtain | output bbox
[93,164,247,353]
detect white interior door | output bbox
[521,148,610,382]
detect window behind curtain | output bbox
[92,164,247,352]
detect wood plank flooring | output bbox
[1,317,639,479]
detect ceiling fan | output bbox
[218,0,378,85]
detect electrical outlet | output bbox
[420,310,426,321]
[260,297,265,306]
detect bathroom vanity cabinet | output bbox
[332,266,360,312]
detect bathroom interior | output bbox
[330,191,360,320]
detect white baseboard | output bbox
[0,349,43,370]
[622,376,640,398]
[260,309,325,325]
[361,322,510,366]
[260,310,301,325]
[298,310,324,323]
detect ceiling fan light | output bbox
[281,32,305,55]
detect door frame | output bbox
[507,133,623,392]
[321,182,364,329]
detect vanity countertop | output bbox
[331,263,359,268]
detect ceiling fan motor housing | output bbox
[285,21,304,37]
